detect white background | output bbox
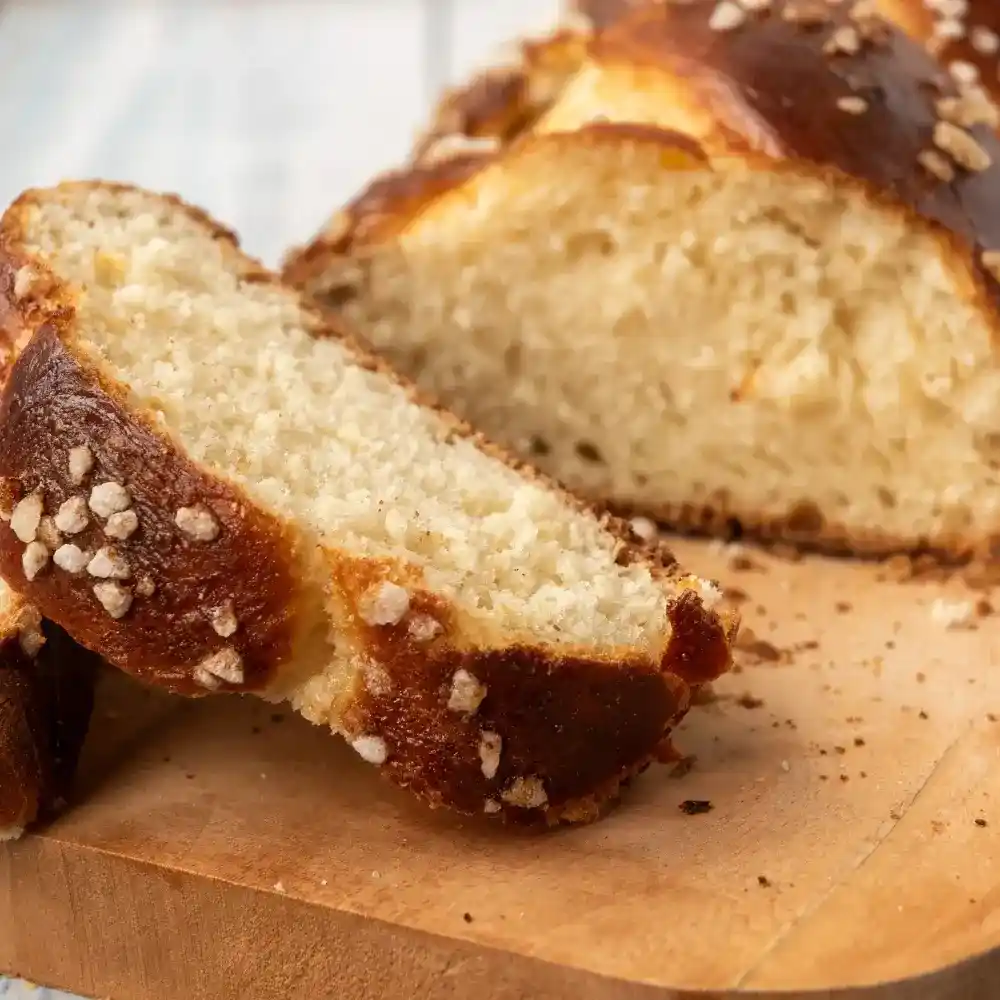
[0,1,560,998]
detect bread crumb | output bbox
[12,265,35,300]
[360,581,410,626]
[175,504,220,542]
[10,491,43,543]
[501,775,548,809]
[781,0,829,24]
[54,496,89,534]
[89,482,131,518]
[824,25,860,55]
[780,759,791,772]
[933,120,992,171]
[273,881,286,893]
[918,148,956,182]
[407,613,442,642]
[708,1,746,32]
[929,597,977,630]
[949,60,981,87]
[971,26,1000,55]
[937,92,999,130]
[104,509,139,540]
[448,668,487,715]
[196,646,244,685]
[483,799,501,814]
[136,575,156,597]
[679,799,713,815]
[479,730,502,779]
[836,96,868,114]
[690,576,724,609]
[351,734,388,766]
[17,621,45,658]
[87,546,131,580]
[21,541,49,581]
[629,516,658,542]
[93,581,133,619]
[53,543,89,574]
[67,445,94,485]
[208,600,239,638]
[36,516,61,551]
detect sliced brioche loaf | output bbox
[285,0,1000,563]
[0,182,736,825]
[0,579,98,839]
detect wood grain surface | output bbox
[3,540,1000,999]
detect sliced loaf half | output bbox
[0,181,736,825]
[285,0,1000,564]
[0,578,99,840]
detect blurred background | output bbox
[0,0,563,263]
[0,1,561,998]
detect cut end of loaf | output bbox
[0,180,736,826]
[291,127,1000,560]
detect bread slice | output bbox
[285,0,1000,564]
[0,578,99,840]
[0,182,737,825]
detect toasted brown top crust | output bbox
[333,560,735,825]
[878,0,1000,103]
[291,1,1000,316]
[0,612,99,831]
[413,27,590,162]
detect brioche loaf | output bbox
[0,579,98,839]
[285,0,1000,563]
[0,181,736,825]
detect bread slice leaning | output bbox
[0,578,99,840]
[285,0,1000,564]
[0,182,737,825]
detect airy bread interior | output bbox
[310,138,1000,554]
[18,186,684,718]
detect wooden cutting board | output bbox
[2,538,1000,1000]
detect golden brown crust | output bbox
[877,0,1000,105]
[0,603,99,833]
[0,181,738,826]
[412,27,591,163]
[331,560,733,826]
